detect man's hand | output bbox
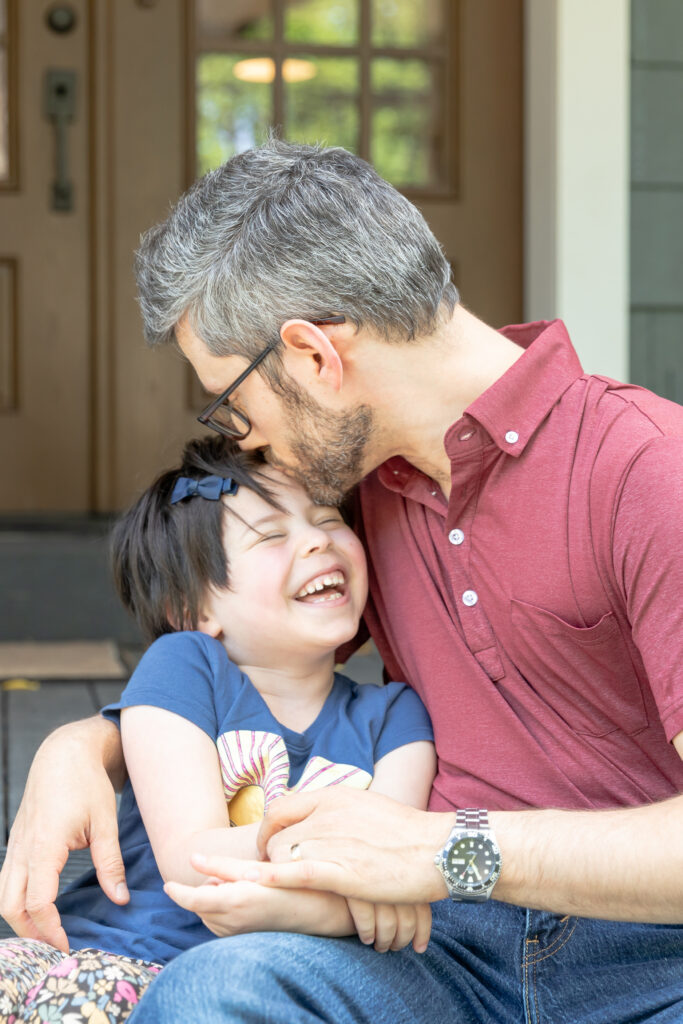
[180,789,453,906]
[0,717,129,951]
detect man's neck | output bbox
[360,306,524,497]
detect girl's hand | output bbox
[164,878,299,937]
[346,898,432,953]
[164,873,354,939]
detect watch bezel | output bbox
[438,827,502,899]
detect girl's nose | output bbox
[301,525,333,556]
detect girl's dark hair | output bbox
[111,435,281,643]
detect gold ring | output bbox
[290,843,303,861]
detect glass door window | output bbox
[194,0,456,195]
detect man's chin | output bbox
[293,466,355,507]
[265,450,362,506]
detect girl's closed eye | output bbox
[256,531,287,543]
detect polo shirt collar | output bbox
[377,319,584,494]
[453,318,584,458]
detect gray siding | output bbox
[630,0,683,403]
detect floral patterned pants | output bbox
[0,938,162,1023]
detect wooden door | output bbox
[0,0,521,515]
[0,0,198,515]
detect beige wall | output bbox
[524,0,630,380]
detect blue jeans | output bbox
[129,901,683,1023]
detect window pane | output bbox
[196,54,272,176]
[371,0,445,48]
[285,56,359,152]
[284,0,358,46]
[196,0,273,42]
[371,58,443,189]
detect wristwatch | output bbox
[434,808,502,902]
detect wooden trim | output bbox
[273,0,285,132]
[183,0,195,189]
[89,0,118,511]
[0,256,18,412]
[184,0,201,414]
[87,0,97,507]
[0,0,19,191]
[359,0,371,158]
[195,38,448,59]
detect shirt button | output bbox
[448,528,465,546]
[505,430,519,444]
[462,590,478,607]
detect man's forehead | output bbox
[175,317,245,393]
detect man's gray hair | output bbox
[135,137,458,372]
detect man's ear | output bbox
[279,319,344,392]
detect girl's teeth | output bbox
[297,572,344,598]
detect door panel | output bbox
[89,0,197,511]
[0,0,90,512]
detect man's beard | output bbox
[277,381,374,506]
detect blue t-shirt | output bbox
[57,631,433,964]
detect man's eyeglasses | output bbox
[197,315,346,441]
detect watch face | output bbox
[444,833,501,896]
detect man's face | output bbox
[176,319,376,505]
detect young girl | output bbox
[0,436,435,1023]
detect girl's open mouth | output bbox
[294,570,347,604]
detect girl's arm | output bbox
[121,705,257,884]
[369,740,436,808]
[164,738,437,950]
[121,704,359,938]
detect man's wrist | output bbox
[45,715,127,790]
[425,811,458,900]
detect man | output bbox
[2,139,682,1022]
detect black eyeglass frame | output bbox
[196,315,346,440]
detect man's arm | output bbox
[0,715,128,952]
[184,740,683,925]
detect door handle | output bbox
[44,69,77,212]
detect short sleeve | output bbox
[374,682,434,762]
[101,632,226,740]
[612,437,683,740]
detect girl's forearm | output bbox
[158,824,262,885]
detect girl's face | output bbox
[198,469,368,668]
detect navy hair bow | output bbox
[170,474,239,505]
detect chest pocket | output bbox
[509,599,649,737]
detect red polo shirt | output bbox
[357,319,683,812]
